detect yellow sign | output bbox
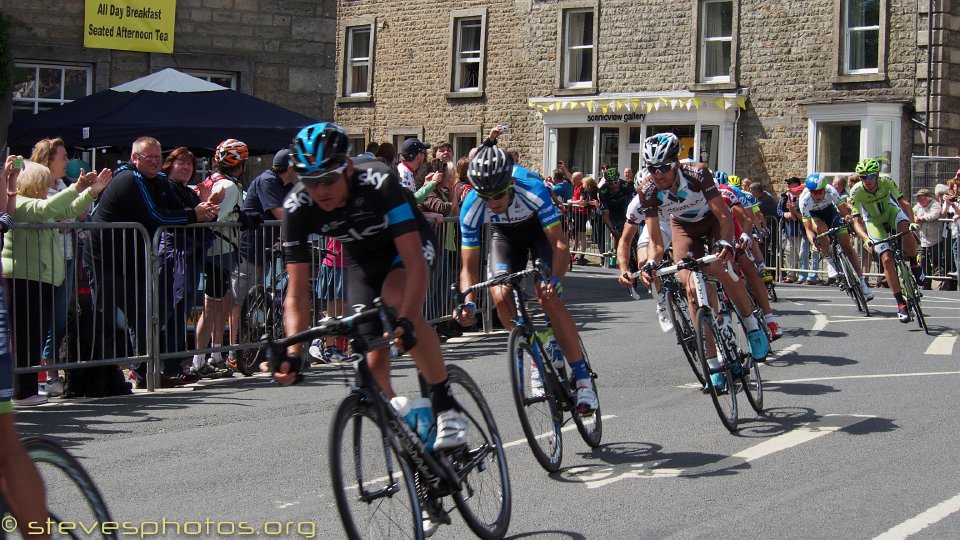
[84,1,176,54]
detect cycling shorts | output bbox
[636,218,673,256]
[806,205,846,231]
[347,235,436,341]
[865,208,910,255]
[671,214,721,260]
[488,223,553,279]
[0,280,13,414]
[204,258,236,300]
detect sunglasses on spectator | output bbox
[646,162,675,174]
[300,164,346,188]
[476,186,511,201]
[861,173,879,180]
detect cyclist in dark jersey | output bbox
[272,122,466,450]
[455,145,598,413]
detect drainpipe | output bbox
[925,0,933,156]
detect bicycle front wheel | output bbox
[329,394,424,540]
[839,251,869,316]
[694,308,738,432]
[912,298,929,334]
[446,365,512,539]
[24,436,117,540]
[667,288,705,386]
[570,335,602,448]
[506,327,563,473]
[236,285,269,376]
[728,315,764,414]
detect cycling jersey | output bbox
[717,184,745,239]
[627,163,719,225]
[459,166,562,250]
[848,177,902,219]
[799,185,845,219]
[282,159,435,265]
[600,185,631,226]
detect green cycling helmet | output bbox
[855,158,881,175]
[604,167,619,181]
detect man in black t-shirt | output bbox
[273,123,467,451]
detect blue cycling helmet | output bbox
[714,170,730,185]
[291,122,351,176]
[805,172,828,191]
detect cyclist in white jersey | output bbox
[617,134,769,384]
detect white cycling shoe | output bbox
[433,410,468,450]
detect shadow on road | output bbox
[765,354,857,368]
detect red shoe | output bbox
[766,320,783,341]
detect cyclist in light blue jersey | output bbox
[456,145,598,413]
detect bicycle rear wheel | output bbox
[236,285,269,376]
[329,394,424,540]
[506,327,563,473]
[694,308,738,432]
[570,335,602,448]
[446,365,512,539]
[667,287,705,386]
[24,436,117,540]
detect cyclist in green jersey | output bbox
[847,158,921,322]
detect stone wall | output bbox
[1,0,336,146]
[334,0,955,189]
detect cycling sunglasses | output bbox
[300,164,346,188]
[861,172,879,180]
[646,162,675,174]
[475,186,512,201]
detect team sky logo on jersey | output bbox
[423,240,436,264]
[331,220,390,242]
[321,220,347,233]
[283,191,313,213]
[358,169,389,189]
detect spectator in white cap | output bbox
[913,187,942,289]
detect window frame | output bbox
[448,9,487,98]
[339,17,377,103]
[690,0,739,90]
[699,0,734,83]
[805,102,903,184]
[184,70,238,90]
[11,62,93,116]
[445,126,483,160]
[556,1,599,95]
[832,0,887,83]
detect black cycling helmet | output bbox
[467,146,514,195]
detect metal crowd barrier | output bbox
[8,222,155,388]
[563,202,617,268]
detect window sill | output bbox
[689,82,737,92]
[831,73,886,84]
[446,90,484,100]
[554,86,598,97]
[336,95,373,104]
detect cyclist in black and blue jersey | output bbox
[454,145,598,413]
[269,122,467,450]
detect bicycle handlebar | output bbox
[873,229,912,245]
[453,258,552,303]
[651,254,721,277]
[263,298,396,351]
[815,226,847,240]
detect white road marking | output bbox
[924,332,958,355]
[274,501,300,509]
[770,371,960,384]
[442,330,509,344]
[791,301,805,306]
[502,414,618,448]
[770,343,802,358]
[873,492,960,540]
[563,414,873,488]
[812,310,829,332]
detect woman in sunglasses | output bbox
[271,122,468,450]
[616,133,770,371]
[454,145,599,414]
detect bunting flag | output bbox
[527,95,745,113]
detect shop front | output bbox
[528,92,746,178]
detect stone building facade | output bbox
[334,0,960,192]
[0,0,337,152]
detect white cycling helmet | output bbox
[642,133,680,166]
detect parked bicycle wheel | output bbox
[328,393,424,540]
[667,285,706,386]
[236,285,270,376]
[445,365,511,539]
[506,327,562,472]
[694,307,738,432]
[23,436,117,540]
[571,335,602,448]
